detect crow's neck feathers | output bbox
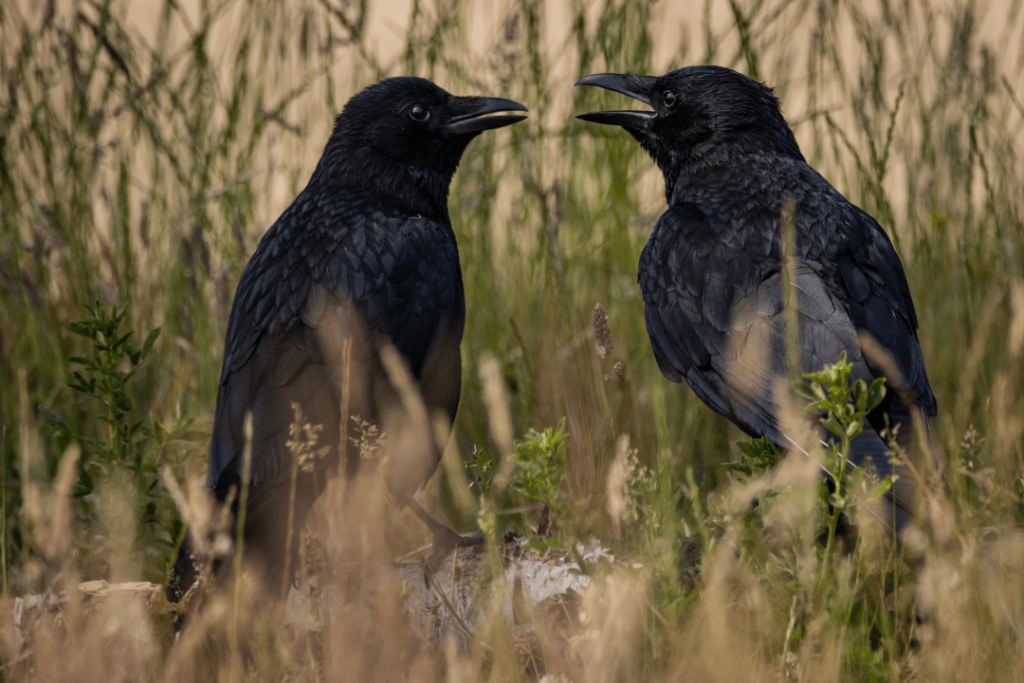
[654,119,805,203]
[310,126,467,224]
[641,68,806,203]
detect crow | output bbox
[168,77,526,602]
[576,66,935,532]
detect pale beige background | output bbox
[6,0,1023,277]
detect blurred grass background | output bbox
[1,0,1023,680]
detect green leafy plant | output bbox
[509,418,570,550]
[467,445,497,497]
[794,351,888,555]
[724,436,783,480]
[795,352,887,449]
[43,302,162,536]
[60,302,161,475]
[511,418,568,513]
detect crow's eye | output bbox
[409,105,430,122]
[663,91,676,107]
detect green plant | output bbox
[511,419,568,509]
[40,301,166,579]
[795,352,889,558]
[724,436,783,480]
[46,302,160,485]
[510,418,569,537]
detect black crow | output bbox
[168,77,527,601]
[576,66,935,532]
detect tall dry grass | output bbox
[1,0,1023,680]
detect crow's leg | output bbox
[402,495,484,575]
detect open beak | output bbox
[575,72,656,130]
[445,97,528,135]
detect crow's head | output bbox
[315,77,527,218]
[575,66,803,179]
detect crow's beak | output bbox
[446,97,528,135]
[575,72,656,130]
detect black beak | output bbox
[575,72,656,130]
[445,96,528,136]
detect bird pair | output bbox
[168,67,935,604]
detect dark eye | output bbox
[409,105,430,122]
[663,91,676,107]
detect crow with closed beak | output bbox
[168,77,527,601]
[576,66,935,532]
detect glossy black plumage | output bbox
[577,66,935,531]
[168,77,526,601]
